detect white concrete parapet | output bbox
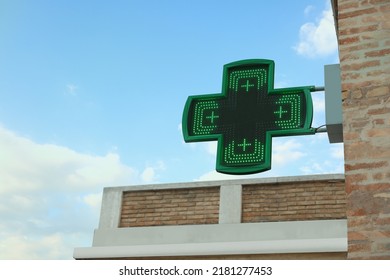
[74,174,347,259]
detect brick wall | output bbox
[75,175,347,260]
[337,0,390,259]
[118,177,346,228]
[120,187,220,227]
[242,179,346,223]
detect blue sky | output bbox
[0,0,343,259]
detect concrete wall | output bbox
[336,0,390,259]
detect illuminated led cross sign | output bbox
[182,59,315,174]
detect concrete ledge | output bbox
[74,219,347,259]
[74,238,346,259]
[104,174,345,193]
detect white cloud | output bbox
[294,3,338,58]
[196,170,238,182]
[272,139,306,166]
[313,94,325,113]
[300,159,344,175]
[304,5,316,16]
[300,143,345,175]
[0,124,165,259]
[0,231,93,260]
[65,84,78,96]
[331,144,344,159]
[141,167,155,183]
[141,160,166,183]
[206,142,217,156]
[196,168,268,182]
[82,192,103,210]
[0,127,137,194]
[184,140,218,157]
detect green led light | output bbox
[192,100,219,135]
[229,68,267,92]
[275,95,301,129]
[205,110,219,124]
[241,80,255,92]
[224,139,264,164]
[274,106,288,119]
[237,138,251,152]
[182,59,314,175]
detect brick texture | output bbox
[338,0,390,259]
[242,180,346,223]
[119,187,220,227]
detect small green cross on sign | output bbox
[206,111,219,124]
[241,80,255,92]
[274,106,288,119]
[238,138,252,152]
[182,59,315,174]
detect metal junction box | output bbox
[324,64,343,143]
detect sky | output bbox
[0,0,343,259]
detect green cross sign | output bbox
[182,59,315,174]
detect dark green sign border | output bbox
[182,59,315,175]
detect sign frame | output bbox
[182,59,315,174]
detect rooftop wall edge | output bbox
[104,173,345,193]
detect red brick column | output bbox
[337,0,390,259]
